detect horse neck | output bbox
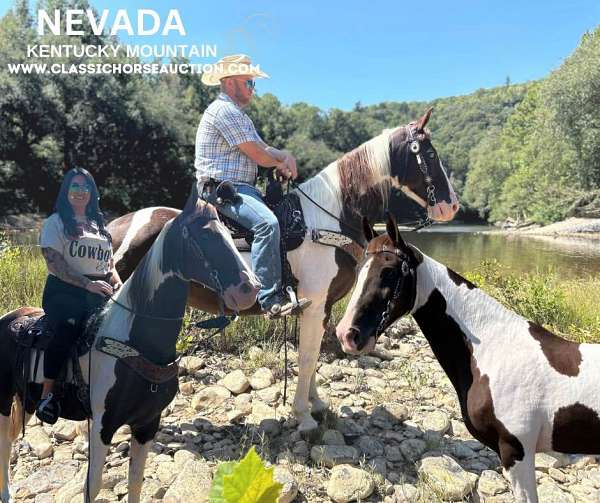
[297,133,392,240]
[409,254,520,394]
[108,224,188,365]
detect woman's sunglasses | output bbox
[69,182,91,193]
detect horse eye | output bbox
[380,268,395,280]
[428,151,436,159]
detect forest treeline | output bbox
[1,1,598,223]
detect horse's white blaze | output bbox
[336,256,373,336]
[113,207,160,265]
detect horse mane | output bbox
[297,128,403,227]
[337,130,397,211]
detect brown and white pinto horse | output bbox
[108,110,459,434]
[337,215,600,503]
[0,196,258,503]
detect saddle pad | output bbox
[96,336,178,384]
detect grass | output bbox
[1,232,598,345]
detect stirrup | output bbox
[36,393,60,425]
[264,287,312,319]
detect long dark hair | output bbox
[54,168,112,243]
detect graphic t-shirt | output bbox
[39,213,113,277]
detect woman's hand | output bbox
[86,280,114,297]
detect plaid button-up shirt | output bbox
[194,93,262,186]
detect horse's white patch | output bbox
[113,206,161,265]
[337,256,373,332]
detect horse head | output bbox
[168,184,260,312]
[390,108,459,222]
[336,214,421,354]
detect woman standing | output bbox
[36,168,122,424]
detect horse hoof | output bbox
[298,416,319,441]
[310,399,330,420]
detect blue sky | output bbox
[3,0,599,110]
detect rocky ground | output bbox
[8,319,600,503]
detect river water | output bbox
[4,225,600,280]
[398,225,600,279]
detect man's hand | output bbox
[276,151,298,180]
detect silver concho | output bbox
[401,261,410,276]
[409,140,420,154]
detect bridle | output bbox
[405,126,437,230]
[363,244,418,341]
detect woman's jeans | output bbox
[42,274,107,379]
[205,182,281,307]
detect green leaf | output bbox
[208,461,236,503]
[221,447,283,503]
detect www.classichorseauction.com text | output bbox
[7,9,256,75]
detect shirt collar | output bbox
[218,92,242,110]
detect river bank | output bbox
[495,217,600,239]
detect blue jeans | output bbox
[206,183,281,307]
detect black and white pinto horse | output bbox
[0,196,258,503]
[337,215,600,503]
[107,109,459,434]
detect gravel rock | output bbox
[221,369,250,394]
[27,427,54,459]
[399,438,427,462]
[537,481,575,503]
[326,464,374,502]
[370,403,409,429]
[356,435,384,458]
[418,455,476,500]
[535,452,570,472]
[421,410,450,437]
[53,421,78,442]
[191,385,231,409]
[478,469,508,496]
[249,367,275,390]
[393,483,419,502]
[162,459,212,502]
[322,429,346,446]
[179,356,204,374]
[273,466,298,503]
[310,445,359,468]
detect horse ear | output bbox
[182,182,199,216]
[416,107,434,132]
[362,216,376,242]
[386,213,399,245]
[386,213,411,253]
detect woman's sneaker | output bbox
[36,393,60,424]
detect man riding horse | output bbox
[195,53,310,317]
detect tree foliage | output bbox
[1,2,598,225]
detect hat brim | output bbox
[201,68,269,86]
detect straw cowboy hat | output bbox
[201,54,270,86]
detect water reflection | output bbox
[404,229,600,279]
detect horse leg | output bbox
[127,416,160,503]
[293,303,327,434]
[501,439,538,503]
[0,415,12,503]
[84,421,110,502]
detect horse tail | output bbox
[8,398,23,441]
